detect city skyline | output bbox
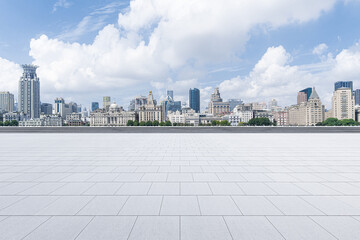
[1,0,360,109]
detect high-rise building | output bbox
[91,102,99,112]
[18,64,40,119]
[335,81,353,92]
[161,90,181,121]
[268,99,278,111]
[167,90,174,100]
[332,87,355,120]
[0,91,14,113]
[103,96,111,110]
[189,88,200,113]
[54,98,78,119]
[228,99,243,112]
[41,103,53,115]
[297,88,312,104]
[138,91,162,122]
[354,89,360,106]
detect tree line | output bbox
[0,120,19,126]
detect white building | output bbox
[229,110,253,126]
[0,91,14,113]
[19,115,62,127]
[167,110,185,124]
[332,87,355,120]
[54,98,78,119]
[90,103,136,126]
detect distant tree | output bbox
[219,120,230,126]
[133,121,139,126]
[139,121,146,126]
[247,118,273,126]
[237,122,246,126]
[211,120,217,126]
[145,121,153,126]
[159,122,166,126]
[153,120,159,126]
[10,120,18,126]
[4,121,10,126]
[340,119,359,126]
[0,122,3,126]
[127,120,134,126]
[321,118,341,126]
[172,122,178,126]
[85,122,90,126]
[165,121,172,126]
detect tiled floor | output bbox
[0,133,360,239]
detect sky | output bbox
[1,0,360,110]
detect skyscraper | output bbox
[354,89,360,106]
[335,81,353,92]
[297,88,312,104]
[18,64,40,119]
[91,102,99,112]
[41,103,53,115]
[0,91,14,113]
[332,87,355,120]
[189,88,200,113]
[103,96,111,110]
[167,90,174,100]
[161,90,181,121]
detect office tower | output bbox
[54,98,78,118]
[335,81,353,92]
[161,90,181,121]
[91,102,99,112]
[0,91,14,113]
[354,89,360,106]
[18,64,40,119]
[41,103,53,115]
[297,88,312,104]
[208,88,230,116]
[103,96,111,110]
[189,88,200,113]
[167,90,174,100]
[228,99,243,112]
[268,99,277,111]
[332,87,355,120]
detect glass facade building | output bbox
[189,88,200,113]
[299,88,312,102]
[91,102,99,112]
[354,89,360,106]
[335,81,353,92]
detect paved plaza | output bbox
[0,133,360,239]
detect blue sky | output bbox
[0,0,360,110]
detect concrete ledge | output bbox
[1,126,360,133]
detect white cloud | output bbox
[26,0,337,101]
[313,43,329,56]
[52,0,72,13]
[0,57,22,94]
[215,42,360,108]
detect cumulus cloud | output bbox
[29,0,337,97]
[0,57,22,94]
[215,42,360,108]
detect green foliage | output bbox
[237,122,246,126]
[165,121,172,126]
[318,118,359,126]
[211,120,217,126]
[10,120,18,126]
[139,121,146,126]
[0,122,3,126]
[218,120,230,126]
[3,121,10,126]
[172,122,178,126]
[159,122,166,126]
[153,120,159,126]
[133,121,139,126]
[145,121,153,126]
[247,118,273,126]
[127,120,134,126]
